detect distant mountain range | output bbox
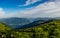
[0,17,52,28]
[16,19,53,29]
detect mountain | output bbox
[0,19,60,38]
[15,19,60,38]
[0,17,32,28]
[16,19,53,29]
[27,18,52,22]
[0,17,52,28]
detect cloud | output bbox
[0,8,5,18]
[0,8,17,18]
[0,0,60,18]
[19,0,41,6]
[16,0,60,18]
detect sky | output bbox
[0,0,60,18]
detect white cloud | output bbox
[0,8,5,18]
[0,0,60,18]
[16,0,60,18]
[19,0,41,6]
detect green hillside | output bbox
[0,20,60,38]
[0,23,12,38]
[17,20,60,38]
[0,23,11,31]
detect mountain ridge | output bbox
[0,17,51,28]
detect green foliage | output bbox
[17,20,60,38]
[0,20,60,38]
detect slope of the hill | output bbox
[0,19,60,38]
[16,19,60,38]
[0,23,11,31]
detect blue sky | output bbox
[0,0,48,10]
[0,0,60,18]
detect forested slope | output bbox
[0,19,60,38]
[17,19,60,38]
